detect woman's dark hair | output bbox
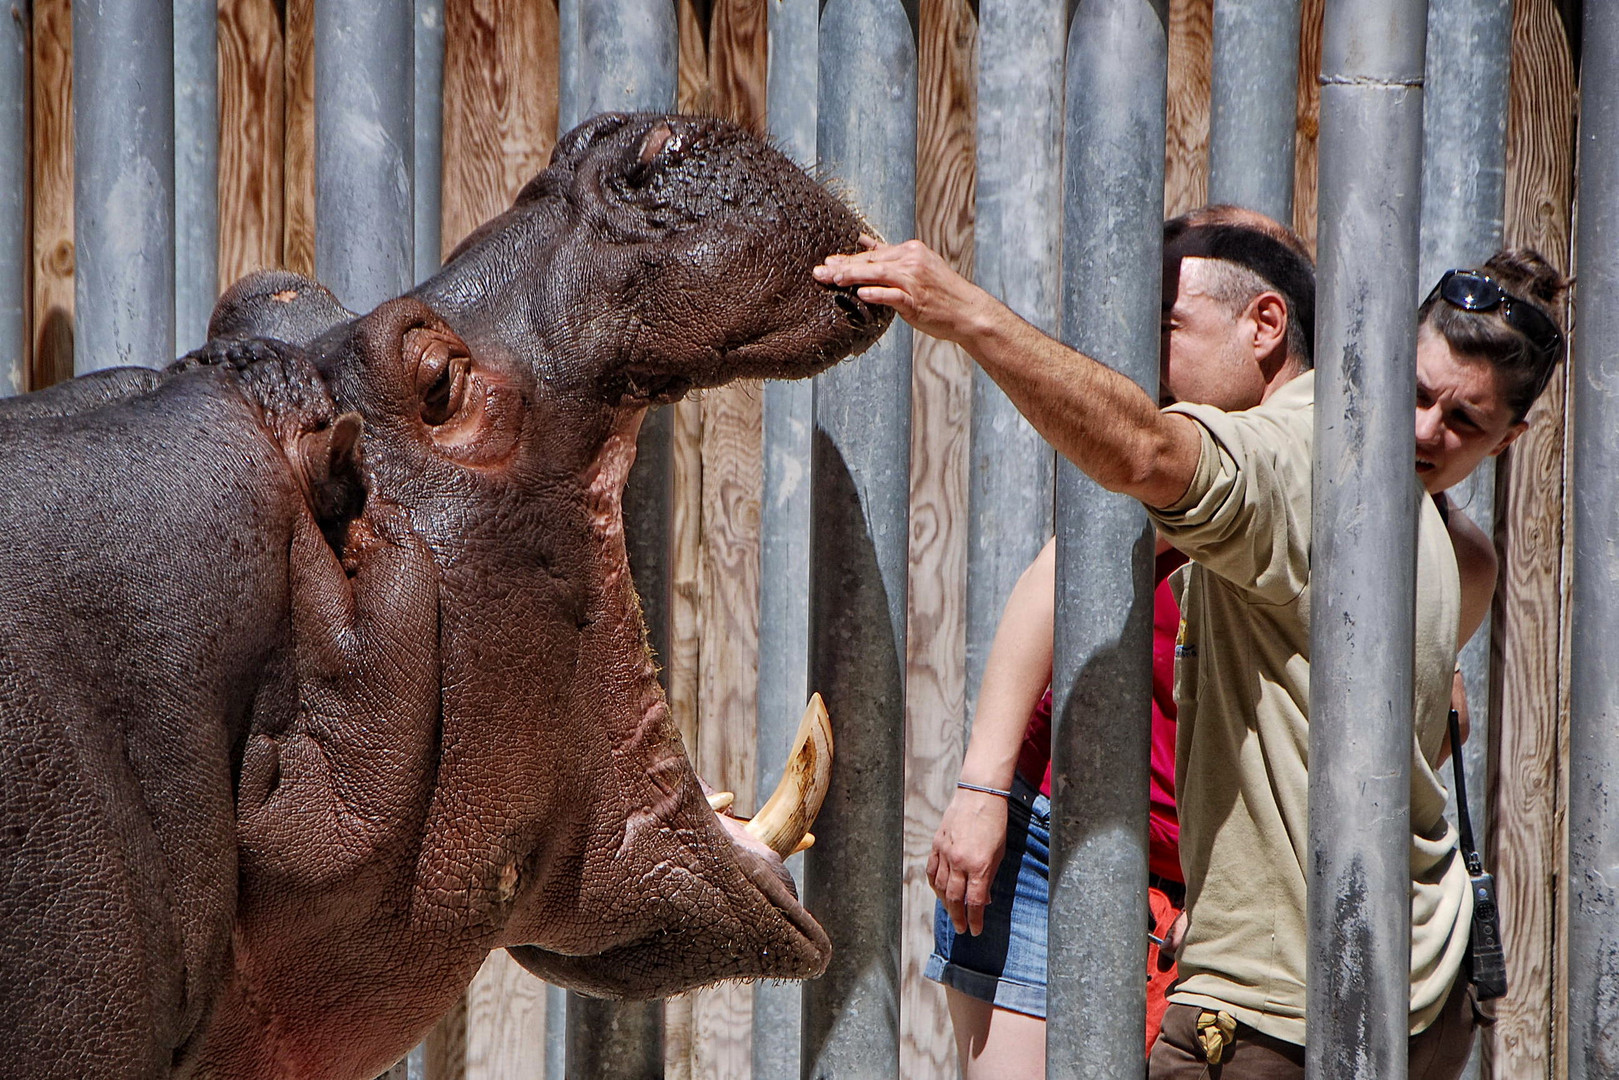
[1417,248,1570,423]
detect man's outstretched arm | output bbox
[815,239,1201,509]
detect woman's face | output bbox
[1414,324,1528,494]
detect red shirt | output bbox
[1016,549,1186,884]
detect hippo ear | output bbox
[292,412,368,539]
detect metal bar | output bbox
[802,3,916,1077]
[1,0,27,395]
[968,0,1063,715]
[414,0,446,283]
[1417,0,1511,1000]
[174,0,217,354]
[1048,2,1165,1076]
[1206,0,1302,223]
[314,0,414,313]
[566,7,677,1077]
[72,0,175,373]
[1568,8,1619,1076]
[557,0,582,135]
[545,983,567,1079]
[1308,0,1428,1076]
[754,3,819,1076]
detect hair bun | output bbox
[1483,248,1569,312]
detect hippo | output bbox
[0,113,889,1080]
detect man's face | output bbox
[1159,257,1270,411]
[1414,324,1527,494]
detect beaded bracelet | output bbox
[956,781,1013,799]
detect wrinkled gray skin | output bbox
[0,114,889,1080]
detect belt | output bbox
[1149,871,1186,908]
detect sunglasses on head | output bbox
[1424,268,1564,363]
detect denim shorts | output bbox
[923,773,1050,1018]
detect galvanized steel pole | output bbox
[0,0,26,396]
[414,0,445,283]
[1206,0,1302,223]
[802,3,915,1077]
[174,0,218,354]
[1417,0,1511,948]
[1568,8,1619,1076]
[1048,3,1165,1075]
[566,6,677,1077]
[557,0,581,135]
[967,0,1063,715]
[314,0,414,313]
[1308,0,1427,1076]
[73,0,175,373]
[755,2,818,1075]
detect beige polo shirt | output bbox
[1147,370,1472,1045]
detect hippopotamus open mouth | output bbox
[0,113,891,1079]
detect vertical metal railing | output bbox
[1206,0,1302,223]
[1308,0,1428,1076]
[73,0,174,372]
[1,0,27,396]
[967,0,1063,717]
[314,0,414,314]
[567,5,679,1078]
[1048,3,1166,1076]
[802,2,917,1076]
[1567,7,1619,1077]
[1416,11,1511,1077]
[756,2,819,1075]
[173,0,217,353]
[413,0,445,285]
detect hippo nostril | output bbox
[833,292,868,327]
[639,124,675,165]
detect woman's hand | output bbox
[928,787,1011,936]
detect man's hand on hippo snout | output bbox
[813,237,1000,346]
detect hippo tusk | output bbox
[743,693,833,859]
[706,790,736,813]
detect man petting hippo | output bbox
[819,209,1559,1079]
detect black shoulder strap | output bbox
[1448,707,1484,876]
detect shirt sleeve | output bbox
[1147,401,1311,606]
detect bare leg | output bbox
[945,987,1047,1080]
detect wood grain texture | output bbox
[464,950,548,1080]
[282,0,314,277]
[29,0,70,389]
[440,0,558,260]
[663,7,710,1074]
[216,0,284,290]
[1487,3,1577,1078]
[423,992,468,1080]
[1163,0,1210,218]
[901,2,976,1077]
[1292,0,1322,255]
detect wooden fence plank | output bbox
[29,0,70,389]
[1489,3,1578,1079]
[1291,0,1322,254]
[282,0,314,277]
[901,2,976,1077]
[664,5,712,1075]
[464,950,549,1080]
[216,0,284,291]
[441,0,558,261]
[1164,0,1211,218]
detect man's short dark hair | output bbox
[1163,216,1317,369]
